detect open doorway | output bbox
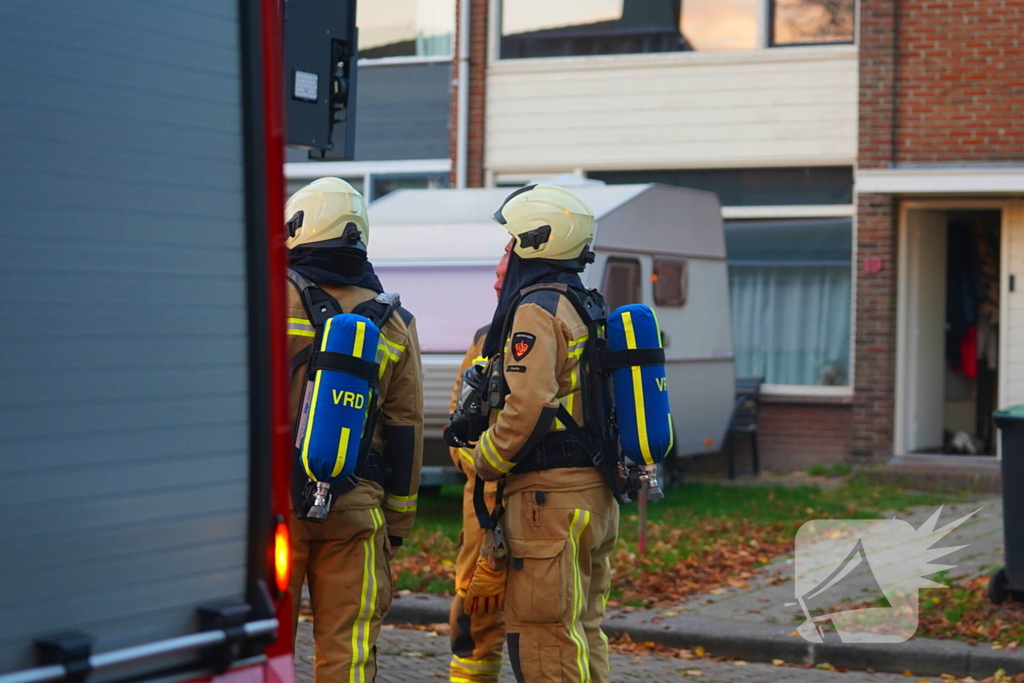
[900,209,1001,456]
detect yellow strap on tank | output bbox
[622,311,654,465]
[299,316,336,480]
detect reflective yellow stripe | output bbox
[568,334,588,357]
[451,655,502,671]
[383,492,418,512]
[287,317,316,336]
[332,427,351,478]
[300,317,335,481]
[350,509,382,683]
[480,431,513,474]
[457,447,474,466]
[567,509,592,683]
[379,335,405,362]
[667,412,675,454]
[622,311,654,465]
[600,561,612,671]
[376,343,390,379]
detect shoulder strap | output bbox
[351,292,401,330]
[287,268,343,327]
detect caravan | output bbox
[367,183,736,485]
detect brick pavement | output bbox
[294,622,959,682]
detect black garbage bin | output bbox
[991,406,1024,603]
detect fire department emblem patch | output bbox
[511,332,536,361]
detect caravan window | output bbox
[653,259,688,307]
[603,257,642,311]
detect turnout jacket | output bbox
[471,287,605,495]
[287,283,424,540]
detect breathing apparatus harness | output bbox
[287,269,401,521]
[445,281,667,543]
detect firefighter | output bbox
[467,185,619,683]
[447,244,510,683]
[285,178,423,682]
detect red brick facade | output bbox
[449,0,488,188]
[759,401,853,469]
[692,401,851,477]
[853,0,1024,459]
[894,0,1024,164]
[852,193,897,460]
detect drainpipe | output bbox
[455,0,470,188]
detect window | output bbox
[358,0,455,59]
[771,0,855,46]
[588,167,854,206]
[726,218,852,386]
[603,257,642,311]
[653,259,687,307]
[500,0,758,59]
[498,0,856,59]
[371,173,447,200]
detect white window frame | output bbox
[357,55,452,67]
[285,158,452,202]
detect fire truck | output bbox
[0,1,356,682]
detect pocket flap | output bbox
[510,537,565,559]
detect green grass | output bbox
[806,462,852,477]
[394,476,965,599]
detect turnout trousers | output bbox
[449,469,505,682]
[290,504,394,683]
[503,483,619,683]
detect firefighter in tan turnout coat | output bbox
[285,178,423,682]
[447,247,510,683]
[464,185,620,683]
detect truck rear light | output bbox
[274,519,290,595]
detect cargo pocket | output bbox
[507,538,567,626]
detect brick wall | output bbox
[449,0,488,187]
[859,0,899,169]
[860,0,1024,168]
[690,401,852,476]
[894,0,1024,164]
[852,194,898,460]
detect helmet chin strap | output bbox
[536,245,594,273]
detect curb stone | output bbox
[386,593,1024,678]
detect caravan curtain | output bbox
[726,218,853,386]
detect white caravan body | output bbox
[367,184,735,480]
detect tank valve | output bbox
[307,481,332,522]
[638,464,663,501]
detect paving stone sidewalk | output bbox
[612,498,1004,629]
[375,497,1014,678]
[294,622,972,682]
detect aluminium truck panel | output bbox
[0,0,251,675]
